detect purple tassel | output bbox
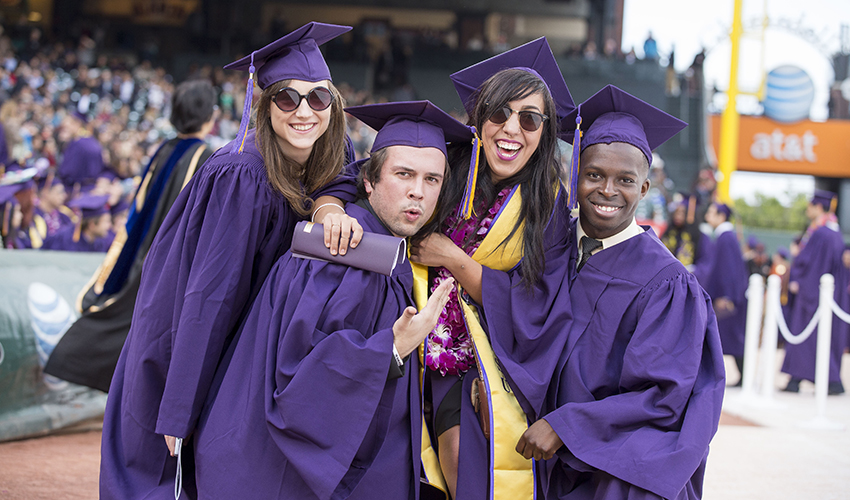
[231,53,256,154]
[567,114,581,210]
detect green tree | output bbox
[733,193,808,231]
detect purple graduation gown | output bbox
[100,129,357,499]
[452,190,574,500]
[781,224,850,383]
[702,226,748,358]
[538,221,726,500]
[41,224,112,252]
[194,203,421,499]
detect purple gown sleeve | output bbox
[153,160,287,438]
[480,191,573,416]
[544,273,725,499]
[262,261,400,500]
[311,161,360,204]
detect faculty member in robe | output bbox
[517,85,726,500]
[192,100,469,499]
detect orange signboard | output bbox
[709,114,850,178]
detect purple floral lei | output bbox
[425,187,512,376]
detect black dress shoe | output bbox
[782,378,801,393]
[828,381,845,395]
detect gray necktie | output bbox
[578,236,602,272]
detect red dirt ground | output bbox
[0,411,755,499]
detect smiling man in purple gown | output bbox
[516,85,726,500]
[191,101,472,499]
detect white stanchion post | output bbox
[814,274,834,420]
[760,275,781,400]
[742,274,764,396]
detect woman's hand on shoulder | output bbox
[321,211,362,256]
[409,232,461,268]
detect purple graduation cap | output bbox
[713,202,732,220]
[68,193,110,242]
[811,189,837,212]
[449,37,575,122]
[224,22,352,154]
[59,137,104,189]
[69,193,111,220]
[345,100,473,157]
[747,234,760,249]
[563,84,687,209]
[111,196,131,216]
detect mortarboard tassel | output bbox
[231,52,256,155]
[830,196,838,214]
[72,209,82,243]
[567,114,582,211]
[456,128,481,219]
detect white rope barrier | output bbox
[772,289,819,346]
[750,274,846,428]
[830,297,850,325]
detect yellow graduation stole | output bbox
[412,265,449,497]
[29,214,47,249]
[412,185,533,500]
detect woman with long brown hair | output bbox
[409,38,576,500]
[100,23,362,499]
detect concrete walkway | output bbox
[1,354,848,499]
[704,352,850,499]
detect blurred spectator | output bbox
[665,49,681,96]
[603,38,621,60]
[42,193,113,252]
[583,40,598,60]
[743,235,771,278]
[643,31,659,61]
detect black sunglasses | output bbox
[487,106,549,132]
[273,86,334,112]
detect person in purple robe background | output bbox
[57,111,104,195]
[193,100,465,499]
[408,38,575,499]
[0,179,30,248]
[661,193,712,283]
[1,165,39,249]
[42,193,114,252]
[781,189,849,395]
[32,173,76,245]
[99,23,364,500]
[702,202,748,387]
[517,85,725,500]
